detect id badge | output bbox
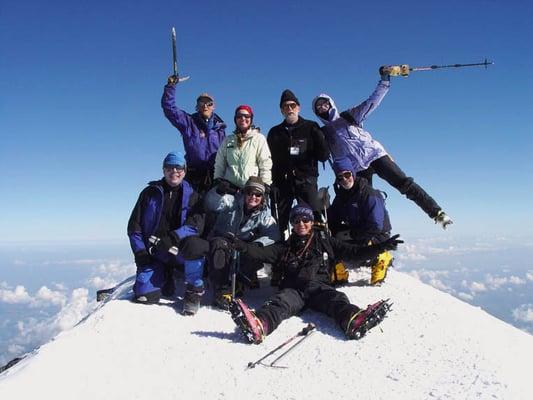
[290,146,300,155]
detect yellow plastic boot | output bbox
[330,261,350,285]
[370,251,393,286]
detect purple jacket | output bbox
[162,85,226,170]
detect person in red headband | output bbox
[213,104,273,192]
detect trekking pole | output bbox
[380,58,493,77]
[269,327,316,368]
[246,323,316,369]
[171,27,190,83]
[271,187,280,225]
[231,249,240,299]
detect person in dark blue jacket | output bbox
[127,151,208,315]
[162,77,226,193]
[328,157,393,286]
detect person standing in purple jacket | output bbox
[162,76,227,193]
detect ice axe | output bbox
[380,58,493,77]
[171,27,190,83]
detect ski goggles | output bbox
[197,101,214,108]
[290,216,313,225]
[235,113,252,120]
[336,171,353,181]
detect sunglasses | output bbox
[282,102,298,111]
[236,113,252,120]
[245,190,263,198]
[164,165,186,172]
[197,101,214,108]
[336,171,353,180]
[291,216,312,224]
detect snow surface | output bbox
[0,268,532,400]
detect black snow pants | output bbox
[256,280,360,335]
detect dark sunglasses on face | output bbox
[197,101,214,108]
[291,216,312,224]
[164,165,185,172]
[245,190,263,198]
[236,113,252,120]
[336,171,353,180]
[282,102,298,111]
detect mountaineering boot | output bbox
[229,299,265,344]
[330,261,349,285]
[434,210,453,229]
[370,251,393,286]
[182,284,204,316]
[134,289,161,305]
[345,299,391,340]
[213,287,233,311]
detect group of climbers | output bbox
[126,67,451,341]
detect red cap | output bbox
[234,104,253,117]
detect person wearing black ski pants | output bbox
[227,204,402,340]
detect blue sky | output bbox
[1,0,532,242]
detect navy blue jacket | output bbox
[328,178,391,245]
[127,179,204,262]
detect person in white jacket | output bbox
[213,105,272,192]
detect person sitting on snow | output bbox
[162,77,226,194]
[328,157,393,286]
[204,176,280,309]
[311,67,452,229]
[225,203,403,344]
[127,151,207,315]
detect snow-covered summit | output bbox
[0,268,531,400]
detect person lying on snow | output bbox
[224,203,402,344]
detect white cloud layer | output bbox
[1,260,135,365]
[512,304,533,323]
[0,285,32,304]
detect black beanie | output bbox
[279,89,300,107]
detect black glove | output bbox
[223,232,248,252]
[134,250,152,269]
[167,75,179,85]
[155,235,176,254]
[379,66,390,81]
[216,180,230,195]
[356,234,403,260]
[216,179,239,196]
[376,234,403,252]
